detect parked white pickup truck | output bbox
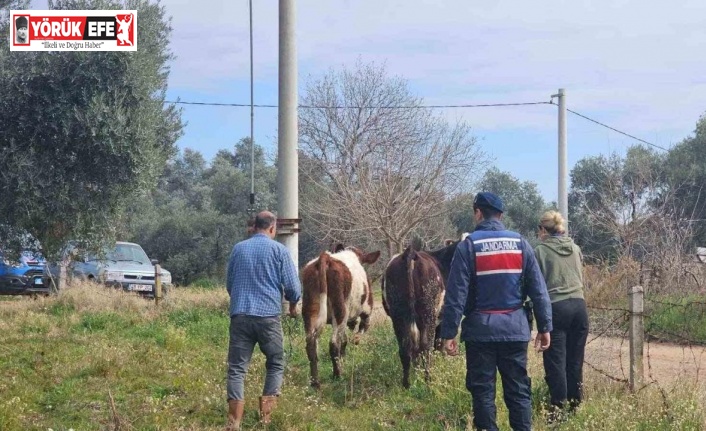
[50,241,171,297]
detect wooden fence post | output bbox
[154,263,162,306]
[629,285,644,392]
[58,261,68,291]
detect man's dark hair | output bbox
[255,212,276,230]
[474,204,502,220]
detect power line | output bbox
[562,106,669,152]
[163,100,552,109]
[164,98,666,151]
[166,100,277,108]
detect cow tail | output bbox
[381,271,390,316]
[319,250,329,285]
[405,247,420,350]
[318,252,329,315]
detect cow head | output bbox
[345,246,381,265]
[444,233,469,245]
[430,234,468,281]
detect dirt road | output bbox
[584,334,706,387]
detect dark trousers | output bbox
[226,315,285,401]
[543,298,589,408]
[465,341,532,431]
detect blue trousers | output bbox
[465,341,532,431]
[226,315,285,401]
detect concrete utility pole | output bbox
[555,88,568,227]
[276,0,299,268]
[248,0,255,211]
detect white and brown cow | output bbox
[301,244,380,388]
[381,238,462,388]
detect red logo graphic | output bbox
[115,13,134,46]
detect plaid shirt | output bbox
[226,233,301,317]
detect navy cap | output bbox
[473,192,504,213]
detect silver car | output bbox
[66,241,172,296]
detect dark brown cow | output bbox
[301,245,380,388]
[381,238,463,388]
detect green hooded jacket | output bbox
[534,236,585,303]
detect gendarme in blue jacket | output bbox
[440,219,553,342]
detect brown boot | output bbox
[258,395,278,424]
[226,399,245,431]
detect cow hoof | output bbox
[310,380,321,389]
[402,380,410,389]
[353,334,361,345]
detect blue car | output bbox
[0,251,51,295]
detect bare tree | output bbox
[299,61,485,258]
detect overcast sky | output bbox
[32,0,706,201]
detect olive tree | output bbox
[0,0,183,260]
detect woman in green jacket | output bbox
[535,211,589,415]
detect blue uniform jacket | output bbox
[440,219,553,342]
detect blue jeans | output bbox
[227,315,285,401]
[465,341,532,431]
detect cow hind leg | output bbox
[399,344,413,389]
[341,331,348,358]
[306,333,320,389]
[347,317,361,345]
[433,323,443,351]
[329,322,347,379]
[404,324,419,388]
[422,349,432,384]
[356,312,371,341]
[419,319,436,384]
[340,327,349,357]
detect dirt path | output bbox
[584,334,706,387]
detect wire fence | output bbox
[584,304,630,385]
[583,287,706,394]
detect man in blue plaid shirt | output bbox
[225,211,301,430]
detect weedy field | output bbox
[0,284,704,431]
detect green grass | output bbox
[0,285,703,430]
[189,277,224,290]
[645,295,706,345]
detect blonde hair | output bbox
[540,210,566,235]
